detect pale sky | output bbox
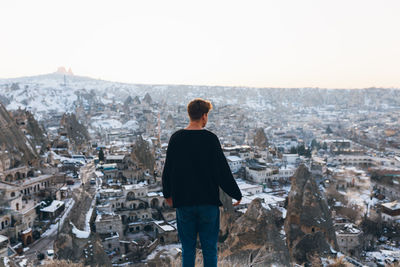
[1,0,399,88]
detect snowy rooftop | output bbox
[147,192,163,197]
[106,155,125,161]
[99,188,122,193]
[238,193,285,206]
[335,223,362,235]
[226,155,243,162]
[153,221,175,232]
[0,235,8,243]
[95,213,120,222]
[237,182,262,190]
[382,201,400,210]
[123,182,147,190]
[95,171,104,177]
[40,200,64,213]
[22,228,32,235]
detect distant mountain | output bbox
[0,72,144,120]
[1,72,400,123]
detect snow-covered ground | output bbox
[70,173,99,239]
[42,198,75,237]
[70,222,90,239]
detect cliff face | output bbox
[12,108,48,154]
[284,164,338,264]
[218,198,290,267]
[253,128,268,149]
[60,113,90,151]
[0,103,38,167]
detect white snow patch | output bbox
[18,259,27,267]
[3,257,10,267]
[70,222,90,239]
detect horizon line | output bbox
[1,71,399,91]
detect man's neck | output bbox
[185,121,204,130]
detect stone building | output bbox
[153,221,178,245]
[95,214,123,238]
[335,223,363,257]
[381,201,400,222]
[0,174,54,241]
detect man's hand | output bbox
[233,199,241,207]
[165,197,173,207]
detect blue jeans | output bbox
[176,205,220,267]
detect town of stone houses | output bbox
[1,72,400,266]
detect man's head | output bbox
[187,98,213,127]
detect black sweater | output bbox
[162,129,242,208]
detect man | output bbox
[162,98,242,267]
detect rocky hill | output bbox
[60,113,90,152]
[218,198,290,266]
[0,103,38,167]
[11,108,48,154]
[145,199,290,267]
[284,164,338,265]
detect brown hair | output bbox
[187,98,213,121]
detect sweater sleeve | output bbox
[213,135,242,201]
[162,138,174,199]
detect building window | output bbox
[109,226,112,230]
[11,192,15,197]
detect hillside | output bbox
[0,103,38,167]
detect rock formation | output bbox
[131,135,155,172]
[124,95,134,107]
[133,96,141,105]
[165,114,175,130]
[0,103,38,167]
[143,93,153,105]
[253,128,268,149]
[284,164,338,264]
[57,66,68,74]
[218,198,290,266]
[12,108,48,154]
[59,113,90,152]
[145,199,290,267]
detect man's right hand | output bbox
[233,199,241,207]
[165,197,173,207]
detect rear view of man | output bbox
[162,98,242,267]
